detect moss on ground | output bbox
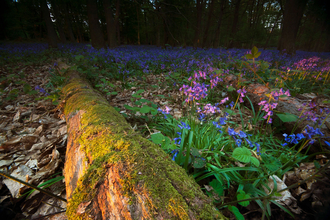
[63,75,226,219]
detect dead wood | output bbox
[60,63,226,220]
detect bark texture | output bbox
[87,0,106,49]
[40,0,57,48]
[277,0,308,54]
[103,0,117,47]
[61,64,225,220]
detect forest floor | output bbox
[0,44,330,219]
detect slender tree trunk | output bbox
[51,0,67,43]
[62,2,75,42]
[40,0,57,48]
[193,0,203,49]
[87,0,106,49]
[115,0,121,45]
[103,0,117,47]
[202,0,214,48]
[213,0,227,48]
[228,0,241,48]
[277,0,308,55]
[264,11,281,49]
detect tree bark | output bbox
[277,0,308,55]
[40,0,58,48]
[103,0,117,47]
[193,0,203,49]
[51,0,67,43]
[202,0,214,48]
[228,0,241,48]
[60,63,225,220]
[87,0,106,49]
[213,0,227,48]
[62,1,75,42]
[115,0,121,45]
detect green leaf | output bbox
[245,54,254,59]
[193,158,206,168]
[151,103,158,109]
[150,108,158,116]
[190,148,201,157]
[75,55,84,61]
[114,107,120,112]
[151,133,165,145]
[228,205,245,220]
[124,105,136,112]
[237,190,251,207]
[276,112,299,123]
[232,147,251,163]
[227,85,236,92]
[251,46,258,56]
[140,105,151,113]
[255,51,261,58]
[132,94,142,98]
[209,179,223,196]
[136,89,145,94]
[250,157,260,167]
[140,99,149,103]
[23,84,32,93]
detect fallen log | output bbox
[61,64,225,219]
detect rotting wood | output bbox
[60,62,226,220]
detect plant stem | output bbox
[0,171,67,203]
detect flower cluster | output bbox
[237,88,247,103]
[173,121,191,145]
[180,82,209,103]
[197,103,221,115]
[282,133,305,145]
[258,88,290,123]
[282,125,324,146]
[212,116,227,133]
[293,56,321,71]
[35,86,50,96]
[227,128,260,153]
[158,106,171,119]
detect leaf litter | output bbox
[1,60,330,219]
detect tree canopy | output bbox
[1,0,330,53]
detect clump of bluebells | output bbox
[282,125,324,146]
[35,86,50,96]
[227,128,261,154]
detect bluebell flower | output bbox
[228,128,237,136]
[325,141,330,148]
[178,122,191,130]
[171,149,179,161]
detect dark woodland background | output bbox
[1,0,330,54]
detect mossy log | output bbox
[61,68,226,219]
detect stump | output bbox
[61,65,225,220]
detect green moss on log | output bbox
[63,76,226,219]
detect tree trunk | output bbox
[51,0,67,43]
[62,1,75,42]
[115,0,121,45]
[202,0,214,48]
[40,0,57,48]
[228,0,241,48]
[193,0,203,49]
[60,63,225,220]
[213,0,227,48]
[103,0,117,47]
[277,0,308,55]
[87,0,106,49]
